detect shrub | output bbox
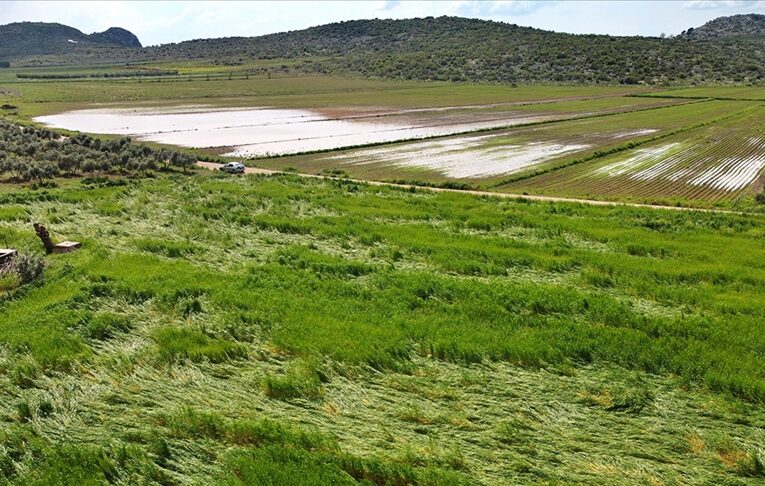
[7,253,45,285]
[37,400,54,418]
[15,402,32,423]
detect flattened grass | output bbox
[0,173,764,484]
[2,175,764,399]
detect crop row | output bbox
[505,106,765,202]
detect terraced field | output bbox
[503,105,765,204]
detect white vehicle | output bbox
[219,162,246,174]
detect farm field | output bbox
[501,105,765,205]
[4,72,764,208]
[32,95,684,157]
[262,99,750,185]
[0,75,649,118]
[0,174,764,484]
[3,7,765,485]
[641,86,765,101]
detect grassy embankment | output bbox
[0,173,763,483]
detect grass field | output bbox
[0,172,764,483]
[4,71,763,208]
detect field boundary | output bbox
[196,161,753,215]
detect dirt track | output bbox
[195,162,747,215]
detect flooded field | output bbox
[34,104,561,157]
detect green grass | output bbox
[151,326,247,364]
[5,174,765,398]
[0,174,764,483]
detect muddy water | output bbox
[34,105,552,157]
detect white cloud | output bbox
[682,0,762,10]
[456,1,556,17]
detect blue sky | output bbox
[1,1,764,46]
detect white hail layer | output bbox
[590,143,681,177]
[330,136,589,178]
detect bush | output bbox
[10,253,45,284]
[3,253,45,285]
[0,119,200,182]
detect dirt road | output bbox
[195,162,748,215]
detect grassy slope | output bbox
[0,174,764,483]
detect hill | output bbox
[88,27,142,48]
[679,13,765,39]
[0,22,141,62]
[143,16,765,84]
[1,15,764,84]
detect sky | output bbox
[1,0,764,46]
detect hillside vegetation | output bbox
[679,13,765,39]
[147,16,765,84]
[3,15,765,84]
